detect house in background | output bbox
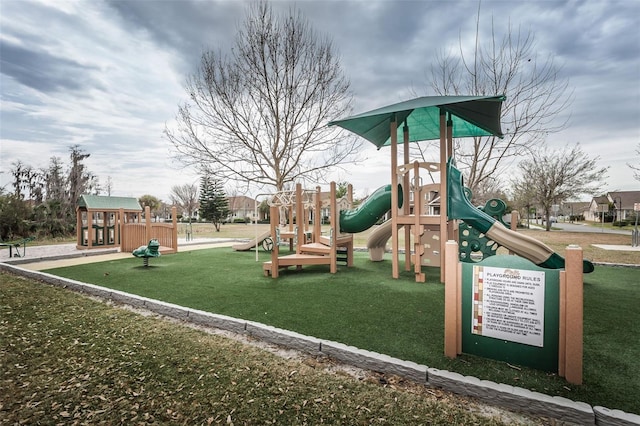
[586,191,640,223]
[558,201,591,220]
[227,195,262,222]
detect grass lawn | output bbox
[42,248,640,415]
[2,273,525,425]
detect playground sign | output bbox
[461,255,559,372]
[471,265,545,347]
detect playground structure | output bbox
[263,182,356,277]
[76,195,178,254]
[329,95,593,282]
[251,95,594,281]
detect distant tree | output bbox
[165,1,359,192]
[628,143,640,181]
[67,145,96,207]
[258,199,270,222]
[510,181,539,228]
[335,182,350,199]
[170,183,199,222]
[511,144,607,231]
[44,157,66,205]
[138,195,162,220]
[199,175,230,231]
[5,147,98,238]
[105,176,113,196]
[423,6,572,198]
[468,177,510,208]
[0,194,32,240]
[10,160,43,202]
[31,199,70,238]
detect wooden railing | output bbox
[121,206,178,254]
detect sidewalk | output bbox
[592,244,640,252]
[1,238,240,271]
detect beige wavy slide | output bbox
[366,220,394,261]
[232,231,272,251]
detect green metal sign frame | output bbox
[461,255,559,372]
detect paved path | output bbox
[552,222,634,235]
[1,238,239,271]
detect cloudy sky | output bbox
[1,0,639,202]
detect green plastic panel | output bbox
[461,255,559,372]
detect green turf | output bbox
[44,248,640,414]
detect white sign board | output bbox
[635,202,640,212]
[472,266,546,347]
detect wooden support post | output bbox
[446,116,455,249]
[99,211,104,244]
[88,211,94,249]
[314,186,321,243]
[403,125,412,272]
[390,115,399,279]
[288,204,294,251]
[76,208,83,248]
[413,161,425,282]
[563,245,584,385]
[296,184,304,255]
[444,240,459,358]
[439,110,448,283]
[330,181,338,274]
[269,205,279,278]
[117,208,124,250]
[145,206,152,244]
[559,269,567,378]
[171,206,178,252]
[456,261,462,354]
[510,210,519,231]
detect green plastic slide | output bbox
[446,158,594,273]
[340,185,403,234]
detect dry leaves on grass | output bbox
[1,273,545,425]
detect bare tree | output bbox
[170,183,199,221]
[67,145,97,207]
[511,144,607,231]
[105,176,113,196]
[628,143,640,181]
[10,160,43,202]
[423,7,572,197]
[44,157,66,203]
[138,194,162,220]
[165,1,360,192]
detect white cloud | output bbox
[1,0,639,202]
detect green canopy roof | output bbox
[77,195,142,211]
[328,95,505,149]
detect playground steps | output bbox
[263,253,332,276]
[318,234,354,247]
[299,242,331,255]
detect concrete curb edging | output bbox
[2,263,638,425]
